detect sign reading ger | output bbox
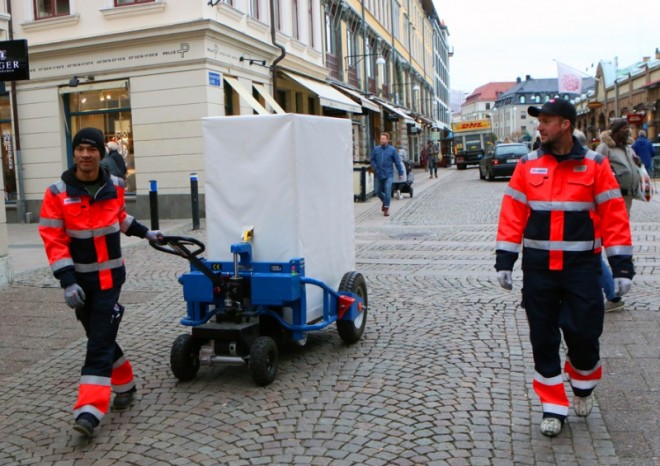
[0,39,30,81]
[452,119,492,132]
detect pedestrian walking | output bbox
[427,141,438,178]
[631,130,654,176]
[595,119,641,214]
[495,100,634,437]
[38,127,163,438]
[370,131,404,217]
[574,129,624,312]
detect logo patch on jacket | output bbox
[573,165,587,172]
[530,168,548,175]
[64,197,82,205]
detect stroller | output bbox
[392,160,414,199]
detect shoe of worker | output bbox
[540,417,562,437]
[574,394,593,417]
[381,204,385,212]
[604,299,624,312]
[73,415,96,438]
[112,388,136,411]
[383,208,390,217]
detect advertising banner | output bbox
[0,40,30,81]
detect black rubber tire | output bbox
[479,167,485,180]
[457,164,466,170]
[170,334,200,382]
[487,168,495,181]
[249,336,278,386]
[337,272,368,344]
[409,187,414,198]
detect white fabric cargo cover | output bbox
[202,114,356,323]
[283,72,362,113]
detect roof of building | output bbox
[463,82,516,104]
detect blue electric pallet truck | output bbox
[151,231,367,386]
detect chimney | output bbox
[643,56,650,63]
[526,75,531,81]
[656,48,660,60]
[516,77,521,83]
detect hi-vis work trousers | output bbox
[73,286,135,423]
[522,266,604,420]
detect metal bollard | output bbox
[149,180,159,230]
[190,173,200,230]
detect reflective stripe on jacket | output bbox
[495,144,634,278]
[39,167,147,290]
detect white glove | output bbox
[614,278,632,297]
[64,283,86,309]
[145,230,164,242]
[497,271,513,290]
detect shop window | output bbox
[34,0,70,19]
[0,95,16,202]
[65,84,136,193]
[115,0,155,6]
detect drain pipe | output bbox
[269,0,286,100]
[6,0,26,223]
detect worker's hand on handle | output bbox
[496,271,513,290]
[614,277,632,297]
[64,283,86,309]
[145,230,164,243]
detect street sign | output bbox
[0,39,30,81]
[208,71,222,87]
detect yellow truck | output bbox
[451,119,496,170]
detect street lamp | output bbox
[344,53,386,68]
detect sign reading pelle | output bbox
[0,39,30,81]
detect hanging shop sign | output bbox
[0,39,30,81]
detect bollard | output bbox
[190,173,200,230]
[149,180,159,230]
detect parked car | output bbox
[478,143,529,181]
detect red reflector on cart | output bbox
[337,295,355,319]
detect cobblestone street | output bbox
[0,167,658,465]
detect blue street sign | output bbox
[208,71,221,87]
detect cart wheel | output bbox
[337,272,368,344]
[170,334,200,381]
[249,336,278,386]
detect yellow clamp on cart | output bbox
[242,226,254,243]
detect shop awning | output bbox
[332,84,381,112]
[283,72,362,113]
[374,99,415,124]
[223,76,269,115]
[253,83,286,114]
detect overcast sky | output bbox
[433,0,660,94]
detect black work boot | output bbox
[73,413,98,438]
[112,387,136,410]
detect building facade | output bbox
[577,52,660,144]
[492,75,594,143]
[0,0,451,226]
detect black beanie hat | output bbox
[72,128,105,156]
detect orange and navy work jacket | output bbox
[39,167,148,291]
[495,141,634,278]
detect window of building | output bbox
[34,0,70,19]
[249,0,259,19]
[273,0,281,31]
[519,96,526,104]
[308,1,314,47]
[292,0,300,39]
[63,83,136,193]
[114,0,155,6]
[0,92,16,202]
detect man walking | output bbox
[494,100,634,437]
[39,127,162,438]
[370,131,403,217]
[631,129,654,176]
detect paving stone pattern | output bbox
[0,168,657,465]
